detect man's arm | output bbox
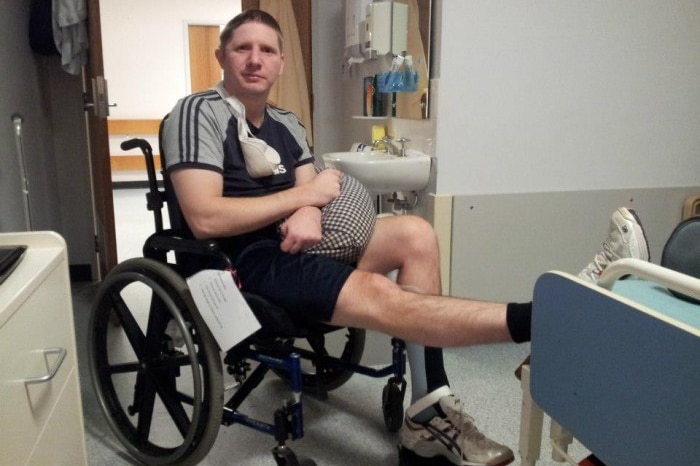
[278,164,324,253]
[169,165,341,240]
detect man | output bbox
[162,10,649,466]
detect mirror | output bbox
[394,0,431,119]
[343,0,432,120]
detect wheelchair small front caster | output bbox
[382,376,406,432]
[272,445,317,466]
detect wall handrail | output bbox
[11,113,32,230]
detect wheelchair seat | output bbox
[87,133,407,465]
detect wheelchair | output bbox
[88,132,408,465]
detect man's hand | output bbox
[279,206,323,254]
[278,166,341,254]
[300,168,342,207]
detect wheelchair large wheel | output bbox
[88,258,223,465]
[270,327,366,393]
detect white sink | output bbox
[321,150,431,195]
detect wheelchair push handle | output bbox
[119,137,164,233]
[120,137,152,153]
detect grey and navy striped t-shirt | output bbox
[161,88,314,198]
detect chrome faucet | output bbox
[372,136,411,157]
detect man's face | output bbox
[216,21,284,99]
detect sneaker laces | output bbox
[442,397,489,449]
[590,241,615,275]
[580,240,616,280]
[450,399,486,451]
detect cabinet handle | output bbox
[24,347,67,385]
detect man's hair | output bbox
[219,9,284,52]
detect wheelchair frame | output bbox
[88,136,408,465]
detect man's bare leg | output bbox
[354,215,449,404]
[331,272,512,346]
[337,214,516,466]
[331,215,512,346]
[356,215,441,294]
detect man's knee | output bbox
[399,215,439,256]
[332,270,402,327]
[361,215,439,273]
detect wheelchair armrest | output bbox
[143,229,234,269]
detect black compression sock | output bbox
[506,302,532,343]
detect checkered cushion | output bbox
[305,170,376,264]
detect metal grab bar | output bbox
[11,113,32,230]
[24,347,67,386]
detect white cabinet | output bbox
[0,232,87,466]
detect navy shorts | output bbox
[231,239,355,323]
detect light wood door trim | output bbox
[108,119,161,135]
[110,155,161,171]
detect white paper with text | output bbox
[187,269,260,350]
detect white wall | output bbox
[0,0,60,233]
[101,0,700,193]
[312,0,346,157]
[1,0,97,276]
[100,0,241,119]
[435,0,700,195]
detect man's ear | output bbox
[214,48,224,67]
[278,53,285,76]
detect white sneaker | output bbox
[399,395,514,466]
[578,207,650,282]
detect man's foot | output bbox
[578,207,650,282]
[399,395,514,466]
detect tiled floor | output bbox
[74,187,590,465]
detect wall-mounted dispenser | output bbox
[345,0,372,59]
[364,1,408,59]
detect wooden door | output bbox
[86,0,117,277]
[189,25,222,93]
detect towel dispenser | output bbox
[364,1,408,58]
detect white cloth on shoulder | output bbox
[214,82,281,178]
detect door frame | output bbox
[87,0,117,277]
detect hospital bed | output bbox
[519,258,700,465]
